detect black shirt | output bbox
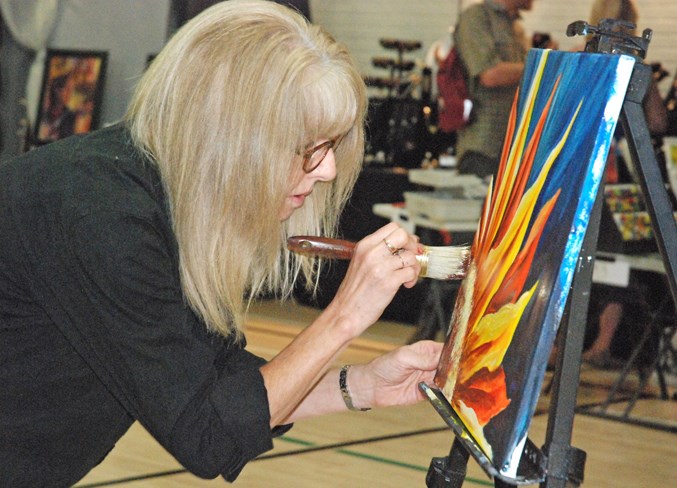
[0,124,284,486]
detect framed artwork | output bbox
[34,49,108,145]
[423,48,636,482]
[664,136,677,204]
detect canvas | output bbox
[427,48,635,480]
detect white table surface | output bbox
[372,202,479,233]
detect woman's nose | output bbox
[312,149,337,181]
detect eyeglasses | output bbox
[300,133,345,173]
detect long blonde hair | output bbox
[125,0,367,340]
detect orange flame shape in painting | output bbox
[434,51,583,458]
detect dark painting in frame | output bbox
[33,49,108,145]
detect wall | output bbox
[311,0,677,96]
[27,0,170,128]
[312,0,459,79]
[23,0,677,130]
[524,0,676,96]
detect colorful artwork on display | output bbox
[34,49,108,145]
[663,136,677,205]
[432,48,635,479]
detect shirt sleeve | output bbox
[455,6,500,80]
[32,204,286,480]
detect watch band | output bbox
[339,364,371,412]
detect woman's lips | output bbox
[291,189,312,207]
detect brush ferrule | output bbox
[416,253,429,278]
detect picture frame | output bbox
[33,49,108,145]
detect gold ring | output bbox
[383,238,398,255]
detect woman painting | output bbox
[0,1,441,485]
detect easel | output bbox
[421,19,677,487]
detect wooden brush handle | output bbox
[288,235,469,281]
[287,236,356,260]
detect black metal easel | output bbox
[421,19,677,488]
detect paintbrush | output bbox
[287,236,470,280]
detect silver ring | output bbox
[383,238,398,255]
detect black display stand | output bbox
[420,19,677,487]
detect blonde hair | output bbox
[589,0,639,35]
[125,0,367,340]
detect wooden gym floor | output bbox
[76,300,677,487]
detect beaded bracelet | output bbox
[339,364,371,412]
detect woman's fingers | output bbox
[391,249,419,288]
[350,340,444,409]
[357,222,419,256]
[329,223,422,335]
[354,223,421,282]
[375,223,420,255]
[382,237,398,255]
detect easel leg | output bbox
[494,480,516,488]
[538,171,602,488]
[621,64,677,308]
[426,438,469,488]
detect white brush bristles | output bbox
[415,245,471,280]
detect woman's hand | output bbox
[263,223,423,426]
[325,222,422,337]
[345,341,444,410]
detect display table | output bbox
[372,202,479,234]
[596,251,665,273]
[593,251,665,288]
[584,249,676,425]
